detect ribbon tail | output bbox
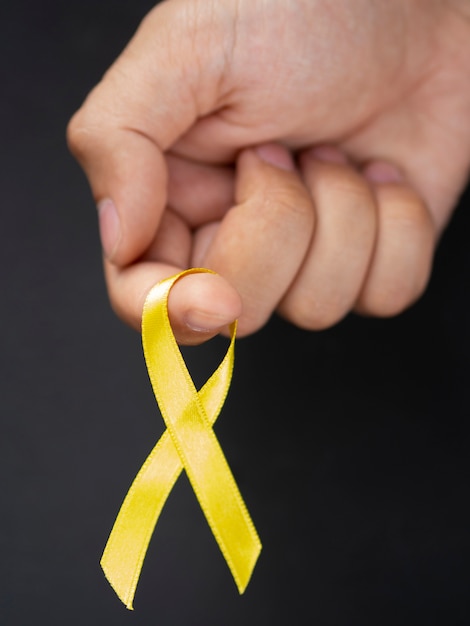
[165,393,262,593]
[100,431,182,609]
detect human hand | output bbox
[67,0,470,344]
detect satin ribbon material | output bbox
[101,269,261,609]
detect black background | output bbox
[1,1,469,624]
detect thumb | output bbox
[66,0,229,265]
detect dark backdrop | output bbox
[1,1,469,624]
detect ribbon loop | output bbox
[101,269,261,609]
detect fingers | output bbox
[282,147,436,327]
[356,161,436,316]
[200,144,315,336]
[100,141,436,344]
[279,147,377,328]
[175,143,436,340]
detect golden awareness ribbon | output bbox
[101,269,262,609]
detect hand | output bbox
[67,0,470,344]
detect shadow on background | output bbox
[1,1,469,624]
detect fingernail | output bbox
[364,161,404,184]
[184,309,235,333]
[97,198,120,259]
[255,144,295,171]
[309,145,349,164]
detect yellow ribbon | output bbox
[101,269,262,609]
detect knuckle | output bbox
[280,294,346,331]
[104,267,142,331]
[257,177,312,211]
[320,170,369,199]
[357,186,436,318]
[66,110,86,157]
[358,268,431,318]
[270,187,312,217]
[235,314,269,338]
[108,288,141,331]
[377,185,435,237]
[105,279,126,322]
[252,187,314,231]
[312,165,375,209]
[66,106,97,162]
[359,288,410,318]
[66,89,114,162]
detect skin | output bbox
[67,0,470,344]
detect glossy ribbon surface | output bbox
[101,269,261,609]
